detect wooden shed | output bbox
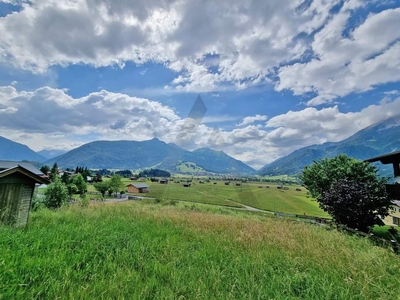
[127,183,149,193]
[0,162,48,227]
[160,179,168,184]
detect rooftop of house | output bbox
[128,183,149,189]
[0,165,49,184]
[364,150,400,164]
[393,200,400,207]
[0,160,43,175]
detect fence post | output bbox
[391,240,399,254]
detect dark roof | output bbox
[128,183,149,189]
[0,165,49,184]
[0,160,43,175]
[364,151,400,164]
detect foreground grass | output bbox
[1,202,398,299]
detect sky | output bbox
[0,0,399,169]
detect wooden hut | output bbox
[160,179,168,184]
[127,183,149,193]
[0,162,48,227]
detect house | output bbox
[160,179,168,184]
[365,151,400,200]
[127,183,149,193]
[183,183,191,187]
[365,151,400,226]
[0,161,49,227]
[382,200,400,227]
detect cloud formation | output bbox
[1,85,399,168]
[0,0,397,103]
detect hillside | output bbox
[45,138,255,174]
[0,135,45,162]
[1,202,399,299]
[259,114,400,176]
[37,149,67,159]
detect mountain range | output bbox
[0,136,45,162]
[1,114,399,175]
[259,114,400,176]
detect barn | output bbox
[0,161,48,227]
[127,183,149,193]
[160,179,168,184]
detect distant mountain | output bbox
[45,138,255,174]
[259,115,400,176]
[0,136,45,162]
[37,149,67,159]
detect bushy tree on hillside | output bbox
[44,176,68,209]
[93,181,110,198]
[73,174,87,196]
[40,165,50,175]
[300,155,391,232]
[321,179,390,232]
[108,174,124,196]
[49,163,58,182]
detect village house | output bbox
[365,151,400,226]
[0,161,49,227]
[127,183,149,193]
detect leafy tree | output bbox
[93,181,110,197]
[44,176,69,209]
[40,165,50,175]
[66,183,78,197]
[108,174,124,196]
[73,174,87,196]
[300,155,380,199]
[49,163,59,182]
[321,178,390,232]
[300,154,391,232]
[61,172,70,185]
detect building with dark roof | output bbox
[0,161,48,227]
[127,183,149,193]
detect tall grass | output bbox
[0,202,398,299]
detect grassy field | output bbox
[1,202,399,299]
[123,179,328,217]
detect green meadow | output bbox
[123,179,328,217]
[1,202,399,299]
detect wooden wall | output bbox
[0,173,35,227]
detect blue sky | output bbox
[0,0,399,168]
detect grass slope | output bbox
[0,202,399,299]
[126,180,327,217]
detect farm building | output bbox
[0,161,48,227]
[224,182,230,185]
[183,183,191,187]
[160,179,168,184]
[127,183,149,193]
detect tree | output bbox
[300,155,380,199]
[93,181,110,198]
[61,172,70,185]
[44,176,69,209]
[40,165,50,175]
[321,178,390,232]
[300,154,391,232]
[108,174,124,196]
[66,183,78,198]
[73,174,87,196]
[49,163,58,182]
